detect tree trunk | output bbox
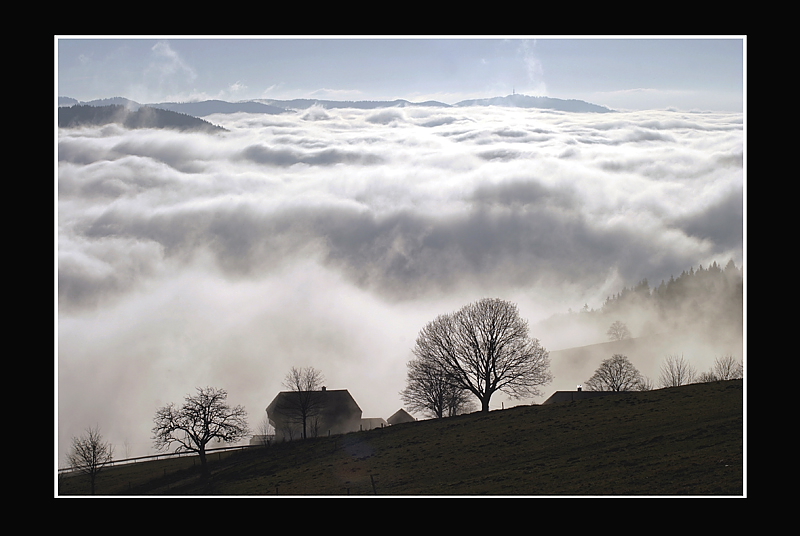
[480,397,490,412]
[199,448,209,478]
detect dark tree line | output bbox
[599,260,743,335]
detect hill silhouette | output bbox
[455,94,615,112]
[256,98,452,110]
[58,380,743,496]
[57,93,615,118]
[58,104,227,133]
[150,100,289,116]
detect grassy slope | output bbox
[58,380,744,496]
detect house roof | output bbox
[541,390,629,405]
[266,388,362,417]
[387,408,415,425]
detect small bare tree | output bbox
[67,425,114,495]
[152,387,250,478]
[607,320,631,341]
[696,371,718,383]
[400,356,475,419]
[280,367,326,439]
[713,355,743,380]
[636,375,654,391]
[256,413,274,447]
[584,354,645,391]
[659,354,696,388]
[697,355,744,383]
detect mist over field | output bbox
[57,103,743,461]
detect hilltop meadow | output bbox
[58,379,743,496]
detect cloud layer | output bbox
[57,105,743,461]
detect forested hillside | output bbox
[537,261,743,348]
[58,104,227,133]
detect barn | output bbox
[387,408,416,425]
[360,417,388,431]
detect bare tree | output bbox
[697,355,744,383]
[696,371,718,383]
[659,354,696,388]
[636,375,655,391]
[713,355,743,380]
[412,298,552,413]
[607,320,631,341]
[400,356,475,419]
[67,425,114,495]
[255,413,274,447]
[584,354,645,391]
[280,366,326,439]
[152,387,250,478]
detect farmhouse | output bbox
[249,434,275,446]
[541,388,629,405]
[266,387,362,441]
[360,417,388,431]
[387,408,416,425]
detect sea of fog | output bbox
[57,104,743,461]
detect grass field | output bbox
[57,379,744,496]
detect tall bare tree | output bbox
[280,366,326,439]
[412,298,552,413]
[67,425,114,495]
[400,356,474,419]
[152,387,250,478]
[584,354,645,391]
[659,354,696,388]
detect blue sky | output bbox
[56,36,745,112]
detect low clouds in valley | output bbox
[57,104,743,461]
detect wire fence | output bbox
[58,444,255,475]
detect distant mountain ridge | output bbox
[255,98,451,110]
[58,93,616,118]
[153,100,288,116]
[454,94,615,113]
